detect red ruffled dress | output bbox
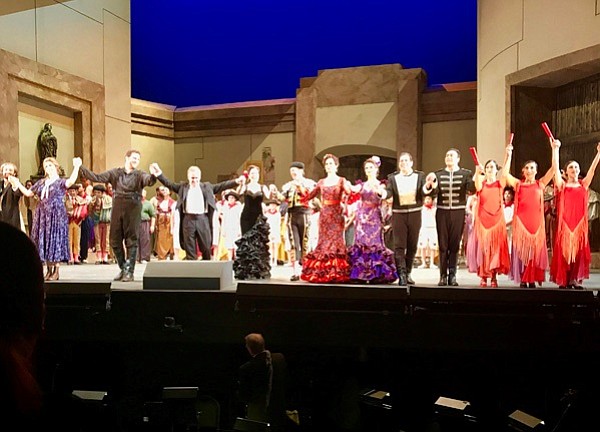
[550,182,590,286]
[470,181,510,279]
[509,181,548,284]
[301,177,351,283]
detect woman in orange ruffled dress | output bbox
[549,139,600,289]
[502,142,554,288]
[300,154,352,283]
[468,159,511,287]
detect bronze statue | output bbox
[36,123,60,176]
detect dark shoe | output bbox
[448,271,458,287]
[398,269,408,287]
[528,283,536,288]
[519,282,527,288]
[290,274,300,282]
[113,270,125,281]
[406,273,415,285]
[437,276,448,286]
[121,272,135,282]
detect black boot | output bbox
[438,268,448,286]
[406,263,415,285]
[113,248,126,281]
[121,247,137,282]
[448,268,458,286]
[398,268,408,287]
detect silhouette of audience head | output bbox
[244,333,266,356]
[0,222,45,415]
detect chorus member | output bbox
[155,186,176,260]
[264,198,282,266]
[468,160,510,287]
[549,140,600,289]
[502,143,554,288]
[65,184,87,264]
[138,189,156,263]
[23,179,38,235]
[89,184,112,264]
[386,152,434,286]
[427,148,474,286]
[280,161,317,281]
[417,195,438,269]
[152,164,244,260]
[239,165,270,235]
[503,187,515,250]
[11,157,82,281]
[300,154,352,283]
[348,156,397,283]
[220,190,243,260]
[79,150,157,282]
[77,182,93,263]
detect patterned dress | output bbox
[347,184,398,283]
[467,180,510,279]
[550,182,590,286]
[301,177,351,283]
[509,180,548,284]
[30,177,70,262]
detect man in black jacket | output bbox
[426,148,474,286]
[386,152,435,286]
[151,164,244,260]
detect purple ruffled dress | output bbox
[348,185,398,283]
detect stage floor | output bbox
[53,259,600,292]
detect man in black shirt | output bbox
[79,150,157,282]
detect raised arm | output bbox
[551,139,564,190]
[8,176,33,197]
[501,144,518,188]
[65,157,82,188]
[79,165,115,184]
[583,142,600,189]
[157,173,181,193]
[473,164,484,191]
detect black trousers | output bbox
[182,213,211,260]
[110,197,142,260]
[287,209,309,263]
[391,211,421,272]
[435,208,465,276]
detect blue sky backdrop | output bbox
[131,0,477,107]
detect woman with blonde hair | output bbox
[11,157,82,280]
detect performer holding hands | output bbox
[10,157,82,281]
[549,139,600,288]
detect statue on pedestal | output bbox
[36,123,64,176]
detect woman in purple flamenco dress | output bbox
[11,157,81,281]
[348,156,398,283]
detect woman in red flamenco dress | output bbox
[300,154,352,283]
[550,139,600,289]
[502,141,554,288]
[468,159,511,287]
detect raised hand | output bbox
[425,172,437,189]
[73,157,82,168]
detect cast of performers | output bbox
[427,149,474,286]
[239,164,271,235]
[0,162,23,229]
[151,164,245,260]
[549,139,600,289]
[10,157,82,280]
[79,150,157,282]
[502,142,554,288]
[280,161,317,281]
[386,152,434,286]
[155,186,176,260]
[300,154,352,283]
[347,156,397,283]
[467,160,511,287]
